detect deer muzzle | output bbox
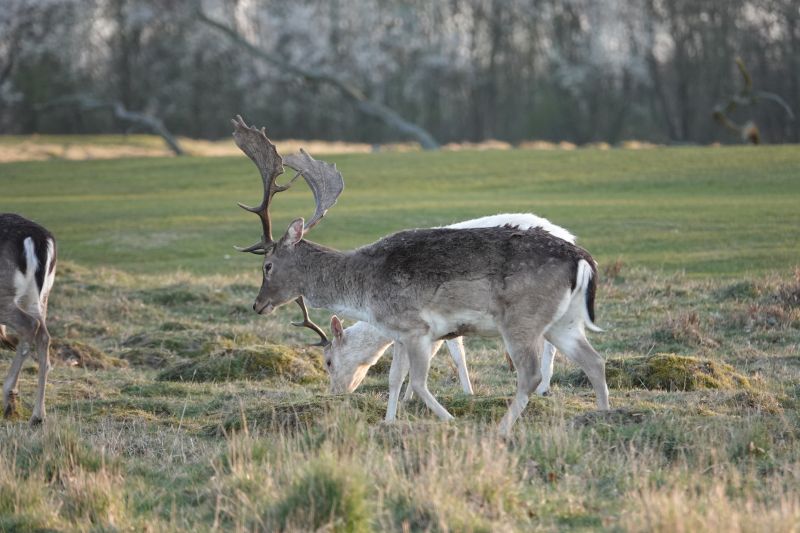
[253,300,274,315]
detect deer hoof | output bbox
[3,393,17,418]
[29,415,44,427]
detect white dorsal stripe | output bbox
[441,213,576,244]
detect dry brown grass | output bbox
[0,140,173,162]
[442,139,513,151]
[619,479,800,533]
[0,135,379,162]
[0,264,798,531]
[1,135,673,162]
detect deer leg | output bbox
[504,351,515,371]
[401,382,413,402]
[547,328,609,411]
[497,330,543,437]
[402,340,444,402]
[0,324,17,350]
[3,340,29,418]
[1,306,39,419]
[400,345,413,403]
[29,322,51,426]
[446,337,473,395]
[386,344,409,422]
[404,336,454,421]
[535,340,557,396]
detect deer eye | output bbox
[326,360,332,367]
[263,262,273,275]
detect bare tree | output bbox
[197,8,439,149]
[2,0,798,144]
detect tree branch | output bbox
[38,95,184,155]
[712,57,795,144]
[196,9,439,150]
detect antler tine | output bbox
[233,241,267,254]
[232,115,286,245]
[283,149,345,232]
[291,297,330,347]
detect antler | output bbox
[284,149,344,231]
[232,115,286,251]
[233,116,345,251]
[291,297,330,346]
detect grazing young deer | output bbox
[0,214,56,425]
[324,213,578,410]
[232,116,609,434]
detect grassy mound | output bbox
[120,328,263,368]
[563,353,750,391]
[157,344,324,384]
[50,339,126,370]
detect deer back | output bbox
[359,226,589,292]
[0,214,57,311]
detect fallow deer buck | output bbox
[232,116,609,434]
[324,213,579,418]
[0,214,56,425]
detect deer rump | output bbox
[350,225,596,337]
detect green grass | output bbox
[0,144,799,530]
[1,145,798,276]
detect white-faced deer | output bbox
[324,213,578,413]
[0,213,56,425]
[233,116,609,434]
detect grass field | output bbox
[2,145,799,276]
[0,144,799,531]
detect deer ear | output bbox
[283,218,305,247]
[331,315,345,342]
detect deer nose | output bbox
[253,300,273,315]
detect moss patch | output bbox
[157,344,324,384]
[562,354,750,391]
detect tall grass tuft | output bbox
[275,454,371,532]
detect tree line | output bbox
[1,0,797,146]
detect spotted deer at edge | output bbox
[0,213,56,425]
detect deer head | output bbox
[233,115,344,346]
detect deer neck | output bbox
[295,241,370,321]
